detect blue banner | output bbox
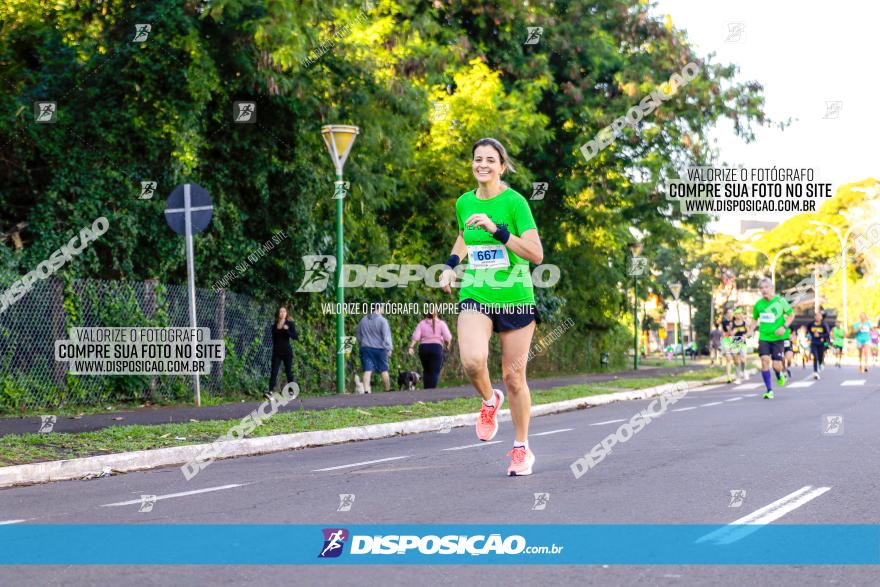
[1,524,878,564]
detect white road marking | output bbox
[671,407,698,412]
[531,428,573,437]
[842,380,866,386]
[101,483,250,507]
[696,485,832,545]
[313,456,409,471]
[788,381,815,388]
[0,519,27,525]
[724,397,743,402]
[698,385,724,391]
[590,419,626,426]
[700,402,723,407]
[442,441,501,451]
[733,383,763,390]
[743,394,759,397]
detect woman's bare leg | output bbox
[500,321,536,443]
[457,310,494,401]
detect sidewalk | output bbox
[0,364,710,437]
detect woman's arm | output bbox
[449,233,467,258]
[464,215,543,264]
[408,323,421,354]
[440,233,467,294]
[442,320,452,351]
[503,228,543,265]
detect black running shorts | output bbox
[758,339,785,361]
[459,299,540,333]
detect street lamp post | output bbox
[770,245,800,289]
[629,241,644,370]
[321,124,360,394]
[809,220,872,331]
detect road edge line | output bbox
[0,375,725,488]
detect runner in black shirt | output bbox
[729,308,750,383]
[807,311,830,380]
[268,305,299,399]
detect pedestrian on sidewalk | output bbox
[407,310,453,388]
[267,305,298,400]
[356,305,393,393]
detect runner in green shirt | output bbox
[750,278,795,399]
[439,138,544,477]
[831,324,845,368]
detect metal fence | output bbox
[0,277,279,411]
[1,277,619,413]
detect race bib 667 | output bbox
[467,244,510,269]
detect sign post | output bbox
[165,183,213,406]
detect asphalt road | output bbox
[2,363,879,585]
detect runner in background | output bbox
[807,312,830,380]
[750,278,795,399]
[709,323,722,366]
[870,325,879,367]
[720,308,735,383]
[439,137,543,476]
[831,322,845,367]
[851,312,872,374]
[798,325,811,369]
[785,330,799,379]
[729,308,749,383]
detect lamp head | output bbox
[321,124,360,175]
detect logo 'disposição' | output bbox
[297,255,337,293]
[296,255,561,292]
[318,528,349,558]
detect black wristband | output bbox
[492,226,511,245]
[445,254,460,270]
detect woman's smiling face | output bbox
[472,144,505,185]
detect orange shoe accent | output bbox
[507,446,535,476]
[475,389,504,441]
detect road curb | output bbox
[0,375,725,488]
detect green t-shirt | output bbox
[456,187,538,306]
[832,326,845,344]
[752,295,793,341]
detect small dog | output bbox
[397,371,421,391]
[353,374,366,394]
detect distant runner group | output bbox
[712,277,879,399]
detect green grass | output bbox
[0,362,691,418]
[592,368,725,389]
[0,372,720,467]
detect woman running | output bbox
[852,312,872,373]
[439,137,543,476]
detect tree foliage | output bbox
[0,0,772,378]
